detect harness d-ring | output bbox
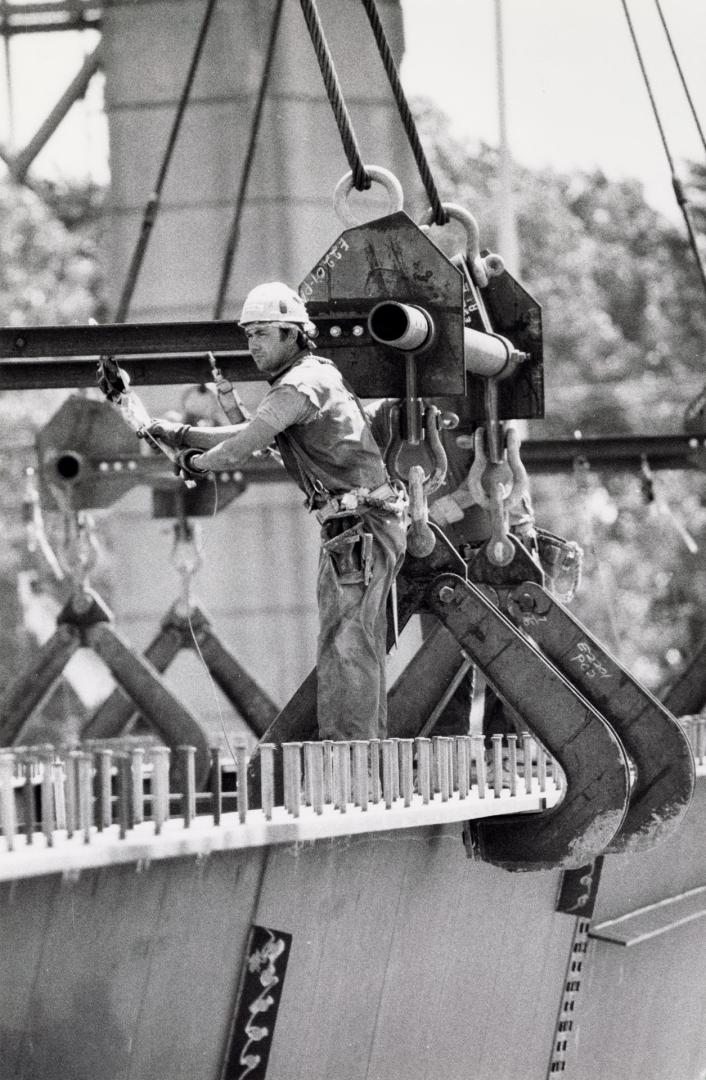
[333,165,404,227]
[419,202,505,288]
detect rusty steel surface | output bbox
[301,210,466,398]
[426,573,630,870]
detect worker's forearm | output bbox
[192,416,280,471]
[185,424,249,449]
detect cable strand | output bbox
[360,0,447,225]
[620,0,706,297]
[115,0,219,321]
[299,0,371,190]
[213,0,285,319]
[654,0,706,160]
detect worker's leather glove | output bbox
[173,448,210,481]
[138,418,192,448]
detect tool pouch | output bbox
[322,516,374,586]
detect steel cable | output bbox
[620,0,706,297]
[360,0,447,225]
[654,0,706,161]
[115,0,219,321]
[213,0,285,320]
[299,0,371,190]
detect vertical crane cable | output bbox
[213,0,285,320]
[653,0,706,160]
[620,0,706,297]
[299,0,371,191]
[359,0,447,225]
[115,0,219,321]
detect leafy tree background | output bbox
[0,180,105,697]
[1,101,705,716]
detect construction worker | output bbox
[141,282,408,742]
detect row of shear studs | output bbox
[277,734,553,818]
[0,734,558,850]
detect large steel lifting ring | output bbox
[333,164,404,227]
[419,202,505,288]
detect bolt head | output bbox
[439,585,456,604]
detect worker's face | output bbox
[244,323,298,375]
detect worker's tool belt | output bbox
[314,482,407,525]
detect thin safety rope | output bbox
[115,0,219,321]
[213,0,285,320]
[654,0,706,160]
[299,0,371,190]
[620,0,706,296]
[360,0,447,225]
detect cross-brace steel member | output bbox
[0,588,212,787]
[82,601,278,742]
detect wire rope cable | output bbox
[299,0,371,190]
[115,0,219,321]
[653,0,706,160]
[620,0,706,296]
[360,0,447,225]
[213,0,285,320]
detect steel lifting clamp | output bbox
[390,523,631,871]
[463,531,695,858]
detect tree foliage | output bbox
[0,179,105,693]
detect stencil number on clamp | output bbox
[570,641,610,679]
[300,237,350,297]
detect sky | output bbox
[1,1,706,221]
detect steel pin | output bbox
[305,742,325,814]
[283,743,302,817]
[456,736,471,799]
[471,734,486,798]
[210,747,222,826]
[150,747,170,834]
[235,743,248,823]
[399,739,414,807]
[522,732,534,793]
[491,734,504,797]
[40,749,55,846]
[368,739,381,804]
[0,753,17,852]
[351,740,369,811]
[130,747,145,826]
[259,744,275,821]
[179,745,196,828]
[22,754,37,844]
[415,737,431,804]
[506,733,518,797]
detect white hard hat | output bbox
[239,282,311,327]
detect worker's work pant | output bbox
[316,507,407,742]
